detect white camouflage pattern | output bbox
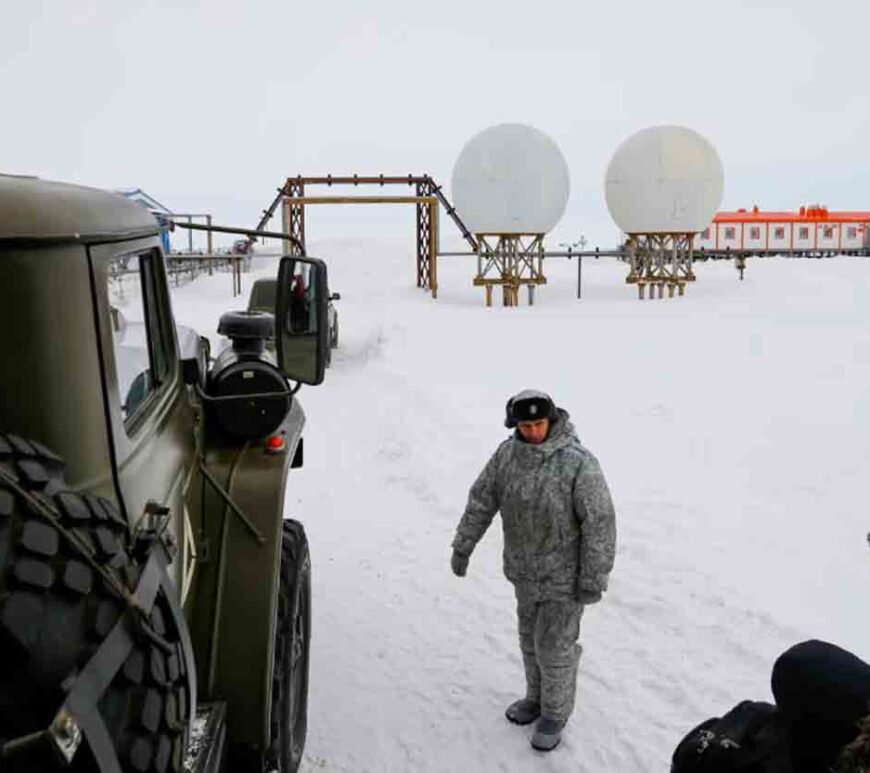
[518,598,583,721]
[452,409,617,601]
[452,408,616,721]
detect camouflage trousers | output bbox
[516,598,584,722]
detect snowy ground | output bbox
[170,243,870,772]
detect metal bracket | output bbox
[48,708,83,764]
[181,502,199,605]
[198,460,266,546]
[134,501,177,562]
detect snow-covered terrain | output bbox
[170,243,870,772]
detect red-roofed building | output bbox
[694,206,870,252]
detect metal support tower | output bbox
[473,234,547,307]
[415,178,441,292]
[281,178,305,255]
[258,175,467,297]
[625,233,696,299]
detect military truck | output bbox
[0,174,332,773]
[247,277,339,366]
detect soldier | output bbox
[451,389,617,752]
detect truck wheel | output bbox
[0,434,193,773]
[268,520,311,773]
[331,320,339,349]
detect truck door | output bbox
[88,238,196,593]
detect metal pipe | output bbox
[172,221,305,254]
[277,195,437,205]
[284,175,430,186]
[438,247,870,259]
[437,250,625,258]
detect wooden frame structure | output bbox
[279,194,439,297]
[624,233,696,299]
[474,234,547,307]
[256,175,478,300]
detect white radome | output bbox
[604,125,724,234]
[451,123,570,234]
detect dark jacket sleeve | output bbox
[573,452,617,595]
[451,445,503,557]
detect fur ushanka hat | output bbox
[504,389,558,428]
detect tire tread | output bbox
[0,437,192,773]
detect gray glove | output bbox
[451,550,469,577]
[577,578,603,605]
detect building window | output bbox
[701,228,710,240]
[774,227,785,240]
[798,227,809,240]
[724,227,736,240]
[823,226,834,239]
[847,227,858,239]
[749,226,761,240]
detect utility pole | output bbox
[559,236,588,299]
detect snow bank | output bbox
[170,243,870,772]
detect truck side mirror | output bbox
[276,256,329,385]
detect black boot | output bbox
[505,698,541,725]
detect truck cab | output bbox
[0,173,328,773]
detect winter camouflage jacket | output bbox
[452,410,616,602]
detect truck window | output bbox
[107,250,173,424]
[249,278,277,313]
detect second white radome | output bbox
[604,125,723,235]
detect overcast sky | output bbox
[4,0,870,248]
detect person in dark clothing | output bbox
[671,641,870,772]
[289,274,308,333]
[772,640,870,773]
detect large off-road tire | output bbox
[266,520,311,773]
[0,434,193,773]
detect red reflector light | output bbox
[265,435,285,451]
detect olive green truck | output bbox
[0,174,331,773]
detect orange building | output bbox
[694,205,870,253]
